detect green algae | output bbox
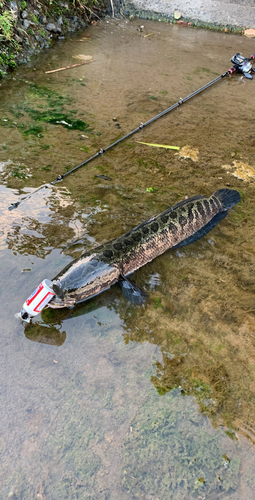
[27,82,72,105]
[23,124,44,136]
[5,84,92,134]
[225,430,238,440]
[25,108,91,131]
[11,164,28,179]
[153,297,162,309]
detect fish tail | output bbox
[213,189,241,210]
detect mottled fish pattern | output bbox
[49,188,240,308]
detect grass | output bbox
[0,9,13,41]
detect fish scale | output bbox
[49,189,240,309]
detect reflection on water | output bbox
[1,16,255,500]
[24,322,66,346]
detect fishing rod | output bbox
[8,52,255,211]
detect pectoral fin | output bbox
[172,211,228,249]
[118,275,148,305]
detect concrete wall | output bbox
[122,0,255,29]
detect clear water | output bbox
[1,17,255,499]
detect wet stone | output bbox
[10,1,18,12]
[15,35,23,43]
[16,27,25,37]
[21,10,28,19]
[23,19,30,29]
[40,16,47,24]
[46,23,57,32]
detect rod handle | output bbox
[228,66,237,74]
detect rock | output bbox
[73,16,78,22]
[245,28,255,37]
[21,10,28,19]
[174,10,182,20]
[57,16,63,26]
[40,15,47,24]
[57,27,62,33]
[10,1,18,13]
[46,23,57,32]
[14,35,23,43]
[17,27,24,36]
[23,19,30,29]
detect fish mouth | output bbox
[48,296,76,309]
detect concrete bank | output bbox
[121,0,255,31]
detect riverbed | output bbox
[1,18,255,499]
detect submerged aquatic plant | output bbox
[7,84,92,134]
[27,109,91,131]
[23,125,44,137]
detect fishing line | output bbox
[8,52,255,211]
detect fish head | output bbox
[48,293,76,309]
[49,254,120,309]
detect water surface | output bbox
[1,17,255,499]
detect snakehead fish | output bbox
[49,188,240,308]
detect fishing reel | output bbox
[231,52,255,79]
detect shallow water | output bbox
[1,17,255,499]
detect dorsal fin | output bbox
[170,194,205,211]
[160,194,205,216]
